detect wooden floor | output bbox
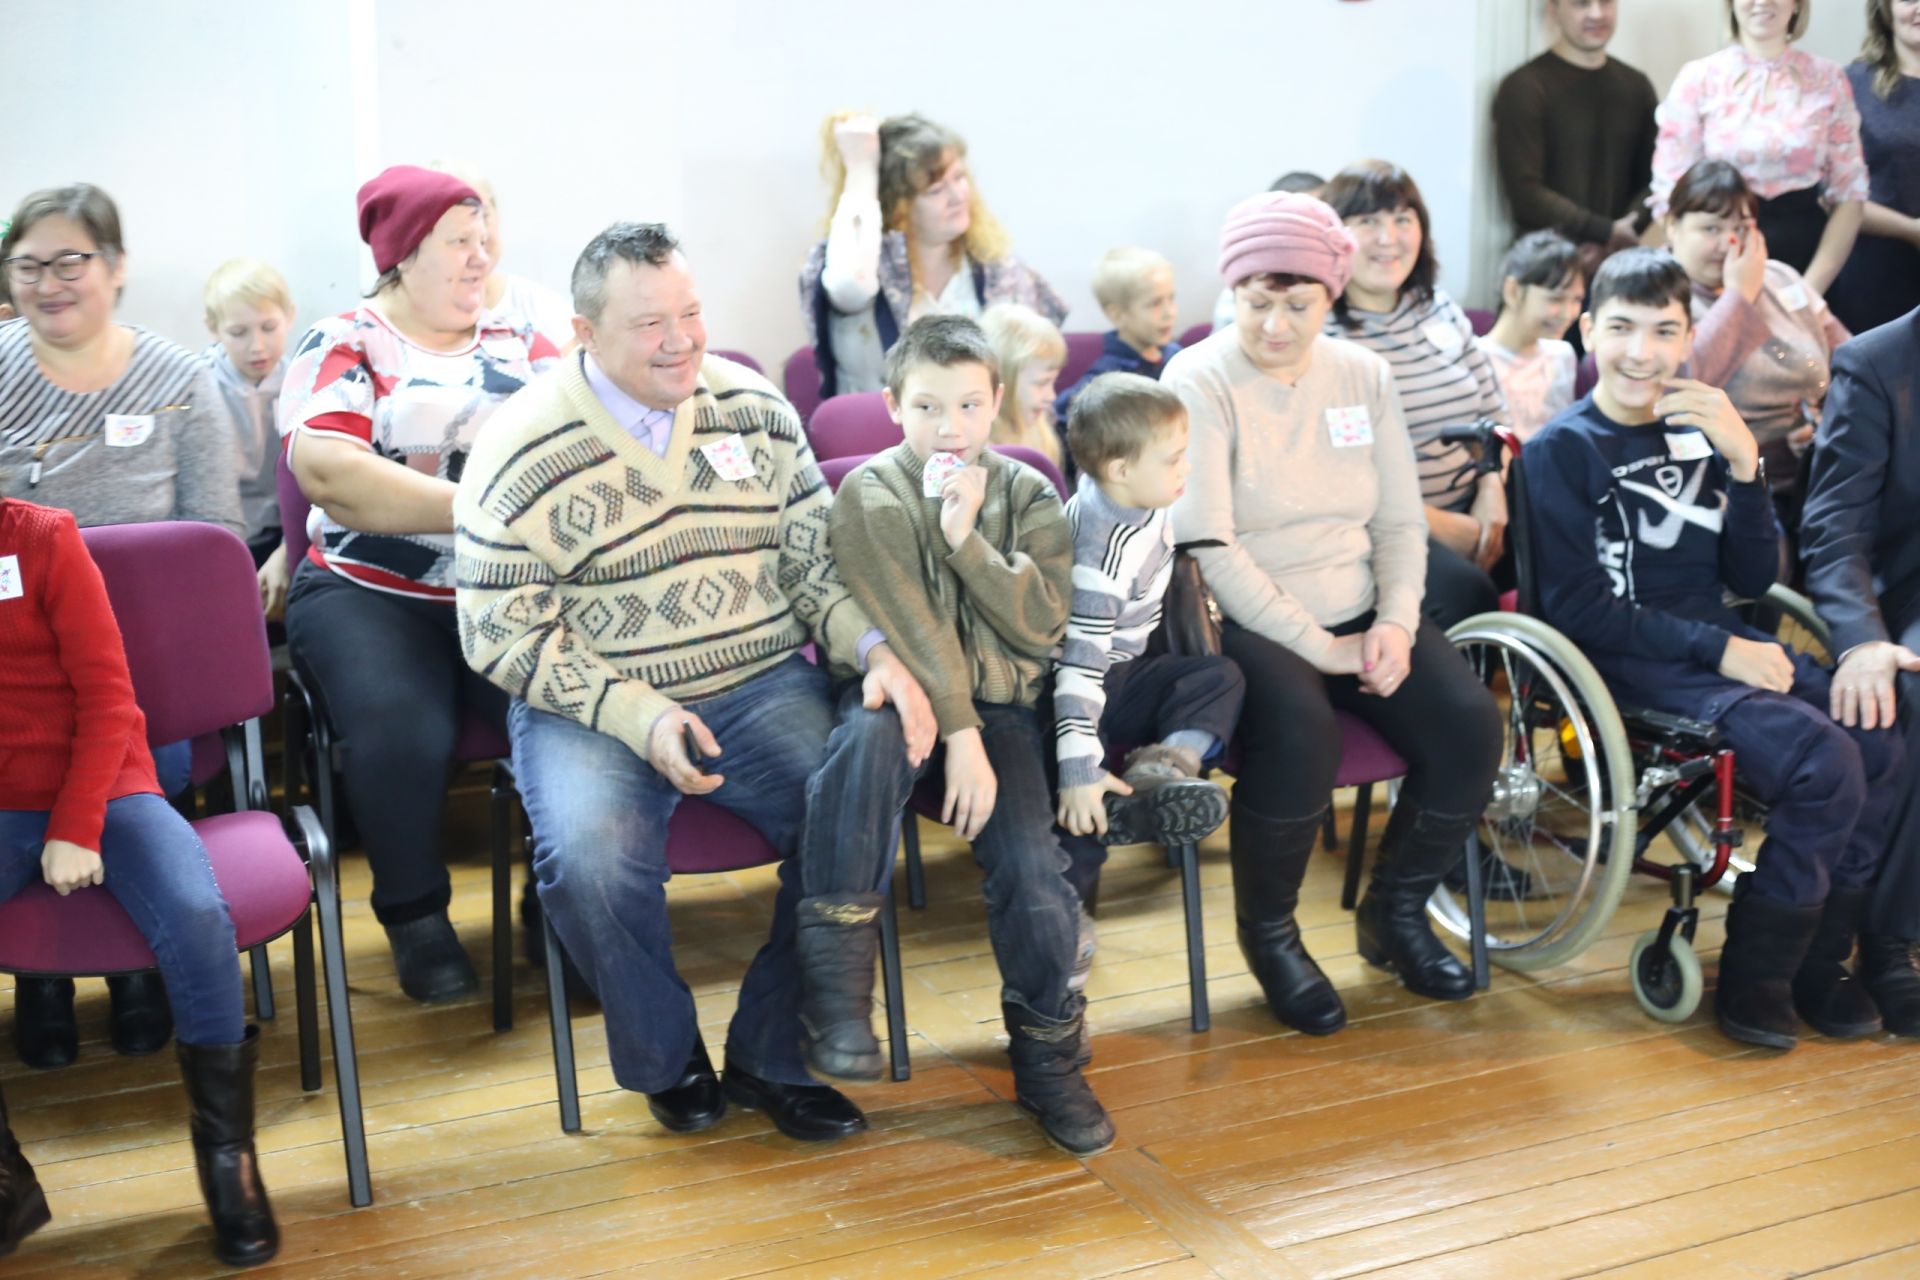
[6,778,1920,1280]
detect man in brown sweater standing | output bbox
[1494,0,1659,274]
[795,315,1115,1156]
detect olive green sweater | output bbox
[828,445,1072,736]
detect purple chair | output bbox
[1178,322,1213,349]
[1465,308,1496,337]
[709,348,763,375]
[276,451,523,1033]
[1575,352,1598,400]
[808,392,899,461]
[0,522,362,1202]
[1060,331,1106,390]
[783,346,824,426]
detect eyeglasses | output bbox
[3,252,105,285]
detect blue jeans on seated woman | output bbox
[0,794,246,1046]
[507,653,834,1095]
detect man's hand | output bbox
[1358,621,1413,697]
[1727,224,1769,303]
[257,542,290,622]
[1319,633,1367,676]
[1058,773,1133,838]
[1719,635,1795,693]
[42,839,104,896]
[1470,472,1508,571]
[646,709,725,795]
[1608,215,1641,254]
[832,113,882,170]
[1655,379,1761,482]
[864,643,936,766]
[941,726,998,842]
[1832,641,1920,729]
[939,465,988,552]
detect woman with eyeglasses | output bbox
[0,184,244,1073]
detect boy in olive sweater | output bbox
[797,315,1114,1156]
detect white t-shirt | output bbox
[1477,337,1576,443]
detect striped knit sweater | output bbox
[1326,290,1510,511]
[453,351,872,760]
[1053,475,1172,788]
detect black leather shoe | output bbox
[13,978,78,1070]
[646,1040,726,1134]
[109,972,174,1056]
[382,912,479,1004]
[721,1059,868,1142]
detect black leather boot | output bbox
[1229,801,1347,1035]
[1860,933,1920,1038]
[1792,886,1882,1038]
[177,1027,279,1267]
[108,971,174,1056]
[0,1081,51,1259]
[795,893,885,1082]
[383,910,479,1003]
[646,1038,726,1133]
[1355,803,1477,1002]
[1717,879,1821,1051]
[1003,995,1114,1157]
[12,978,78,1070]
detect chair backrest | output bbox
[278,450,312,568]
[819,446,1067,501]
[819,455,864,493]
[783,346,823,425]
[1178,322,1213,350]
[80,522,274,743]
[809,392,900,460]
[1574,352,1598,400]
[709,348,763,375]
[1060,331,1106,390]
[1465,308,1496,337]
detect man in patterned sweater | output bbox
[454,223,933,1143]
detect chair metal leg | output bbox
[490,773,515,1033]
[1322,801,1339,851]
[249,945,276,1022]
[302,806,371,1206]
[544,916,581,1133]
[292,906,322,1093]
[1177,840,1210,1032]
[1340,784,1373,911]
[879,886,910,1082]
[1464,830,1491,991]
[902,816,927,911]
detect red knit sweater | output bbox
[0,499,159,849]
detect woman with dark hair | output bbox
[280,165,558,1003]
[1651,0,1867,291]
[798,112,1065,398]
[1321,160,1511,628]
[1665,158,1850,553]
[1826,0,1920,332]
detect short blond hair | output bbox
[980,302,1067,469]
[1091,246,1173,312]
[202,258,293,329]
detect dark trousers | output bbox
[1714,654,1903,908]
[1052,653,1247,902]
[1424,539,1499,630]
[1223,615,1503,822]
[1874,609,1920,937]
[1755,185,1828,278]
[284,560,507,924]
[800,693,1081,1019]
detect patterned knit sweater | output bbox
[453,352,872,759]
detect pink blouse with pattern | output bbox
[1650,45,1869,218]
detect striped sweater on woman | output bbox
[453,352,873,760]
[1325,290,1509,511]
[1053,475,1173,788]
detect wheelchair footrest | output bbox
[1620,705,1723,751]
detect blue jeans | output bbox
[508,655,834,1093]
[152,739,192,800]
[0,793,245,1045]
[801,689,1081,1019]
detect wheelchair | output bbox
[1416,423,1831,1022]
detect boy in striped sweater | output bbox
[1053,374,1244,908]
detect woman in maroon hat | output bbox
[1165,192,1502,1037]
[279,165,560,1002]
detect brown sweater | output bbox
[829,444,1071,736]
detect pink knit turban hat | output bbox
[1217,192,1357,296]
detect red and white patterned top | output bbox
[1650,46,1869,218]
[277,306,559,600]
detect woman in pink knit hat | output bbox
[1166,192,1502,1035]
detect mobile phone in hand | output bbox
[682,723,708,775]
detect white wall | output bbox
[1609,0,1868,94]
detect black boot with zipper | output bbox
[1229,801,1347,1035]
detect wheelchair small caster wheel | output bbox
[1630,929,1702,1022]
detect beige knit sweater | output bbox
[453,352,871,759]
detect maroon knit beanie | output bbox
[1217,192,1357,296]
[356,165,480,274]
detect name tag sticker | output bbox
[1776,282,1810,312]
[104,414,154,448]
[1326,405,1374,448]
[1665,431,1715,461]
[699,433,757,482]
[1422,320,1465,353]
[923,450,968,496]
[0,555,21,602]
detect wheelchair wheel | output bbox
[1762,584,1832,666]
[1630,929,1703,1022]
[1435,613,1639,971]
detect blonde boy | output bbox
[1054,248,1182,421]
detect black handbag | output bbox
[1148,542,1224,658]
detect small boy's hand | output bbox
[864,643,936,766]
[42,839,104,896]
[832,114,882,169]
[941,726,998,841]
[258,542,290,622]
[1655,379,1760,482]
[1719,635,1795,693]
[1058,774,1133,838]
[939,466,988,551]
